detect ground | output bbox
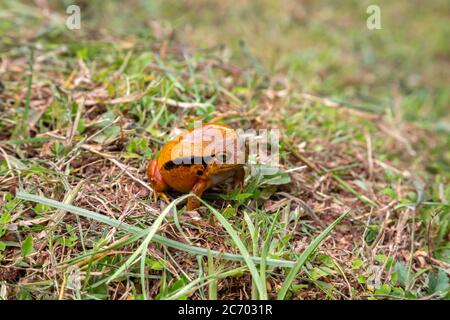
[0,0,449,300]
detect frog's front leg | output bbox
[187,179,211,211]
[233,167,245,190]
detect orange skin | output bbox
[147,123,245,211]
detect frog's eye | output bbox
[196,170,204,176]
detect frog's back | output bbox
[157,123,238,168]
[156,123,239,193]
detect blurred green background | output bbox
[1,0,449,124]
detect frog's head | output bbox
[147,160,169,192]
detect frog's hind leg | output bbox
[187,179,210,211]
[232,167,245,190]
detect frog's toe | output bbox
[154,191,170,204]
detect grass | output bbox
[0,1,449,300]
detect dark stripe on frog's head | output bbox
[162,155,213,171]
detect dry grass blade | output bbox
[277,210,350,300]
[199,198,267,299]
[15,192,296,268]
[106,194,191,300]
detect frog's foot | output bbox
[232,167,245,191]
[154,191,170,204]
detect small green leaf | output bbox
[357,275,367,284]
[394,261,411,288]
[21,235,34,257]
[375,284,392,295]
[0,241,6,251]
[291,284,308,293]
[0,212,11,225]
[427,269,449,296]
[391,271,398,285]
[145,127,163,136]
[391,287,405,296]
[145,258,164,271]
[222,207,236,219]
[93,125,121,144]
[405,291,417,299]
[170,277,187,293]
[261,172,291,185]
[352,259,363,270]
[318,254,334,268]
[34,203,49,213]
[309,266,336,280]
[382,187,397,199]
[235,193,254,201]
[52,141,65,156]
[0,160,8,174]
[375,254,387,263]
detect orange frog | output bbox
[147,123,245,210]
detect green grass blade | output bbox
[0,136,53,146]
[199,198,267,300]
[207,252,218,300]
[172,206,192,245]
[277,210,349,300]
[16,192,296,269]
[23,46,34,133]
[331,175,375,206]
[106,194,191,295]
[260,210,280,296]
[244,211,259,299]
[165,266,247,300]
